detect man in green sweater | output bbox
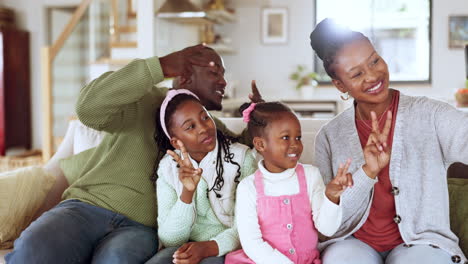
[6,45,260,264]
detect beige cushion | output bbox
[0,166,55,249]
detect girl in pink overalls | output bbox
[226,102,353,264]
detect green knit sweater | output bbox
[60,57,250,228]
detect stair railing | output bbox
[41,0,93,161]
[42,0,136,161]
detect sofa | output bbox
[0,117,466,263]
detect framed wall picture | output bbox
[261,7,288,44]
[449,16,468,48]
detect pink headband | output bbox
[242,103,256,123]
[160,89,200,139]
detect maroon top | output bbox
[353,90,404,252]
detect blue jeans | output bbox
[321,236,453,264]
[6,199,158,264]
[146,247,225,264]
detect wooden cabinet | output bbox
[0,26,31,155]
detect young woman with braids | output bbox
[145,89,257,264]
[225,102,352,264]
[310,18,468,263]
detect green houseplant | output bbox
[289,65,318,98]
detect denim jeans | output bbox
[6,199,158,264]
[321,236,453,264]
[145,247,225,264]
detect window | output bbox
[314,0,431,83]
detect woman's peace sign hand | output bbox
[167,140,202,194]
[362,111,392,179]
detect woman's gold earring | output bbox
[340,91,350,101]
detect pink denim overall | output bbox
[226,164,321,264]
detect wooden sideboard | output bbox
[0,26,31,155]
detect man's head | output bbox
[176,48,227,111]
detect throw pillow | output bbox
[448,178,468,256]
[0,166,55,249]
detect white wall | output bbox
[3,0,468,150]
[219,0,468,101]
[219,0,316,99]
[2,0,81,150]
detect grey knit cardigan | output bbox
[315,92,468,262]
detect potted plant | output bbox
[289,65,318,99]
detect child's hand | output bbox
[167,140,202,193]
[173,241,219,264]
[325,159,353,204]
[362,111,392,179]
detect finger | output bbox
[346,172,353,187]
[382,141,392,154]
[366,133,382,151]
[177,140,191,163]
[370,133,384,151]
[174,250,191,260]
[342,158,351,175]
[251,80,259,96]
[188,57,215,68]
[174,243,193,259]
[380,111,393,141]
[167,150,183,165]
[181,63,194,81]
[366,144,381,155]
[370,111,379,132]
[336,174,348,187]
[174,243,191,256]
[336,163,344,179]
[180,167,199,176]
[173,258,190,264]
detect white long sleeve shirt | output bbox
[235,161,342,264]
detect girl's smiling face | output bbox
[255,112,303,173]
[168,100,216,162]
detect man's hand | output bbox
[172,241,219,264]
[159,44,216,84]
[248,80,264,103]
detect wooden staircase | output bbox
[89,0,138,80]
[42,0,140,161]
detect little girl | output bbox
[145,89,257,264]
[226,102,353,264]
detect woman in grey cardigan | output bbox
[310,18,468,264]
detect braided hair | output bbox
[239,101,293,138]
[152,93,241,198]
[310,18,369,79]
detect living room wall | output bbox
[2,0,468,150]
[219,0,468,101]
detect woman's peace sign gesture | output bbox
[167,140,203,198]
[362,110,393,179]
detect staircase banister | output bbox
[50,0,93,61]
